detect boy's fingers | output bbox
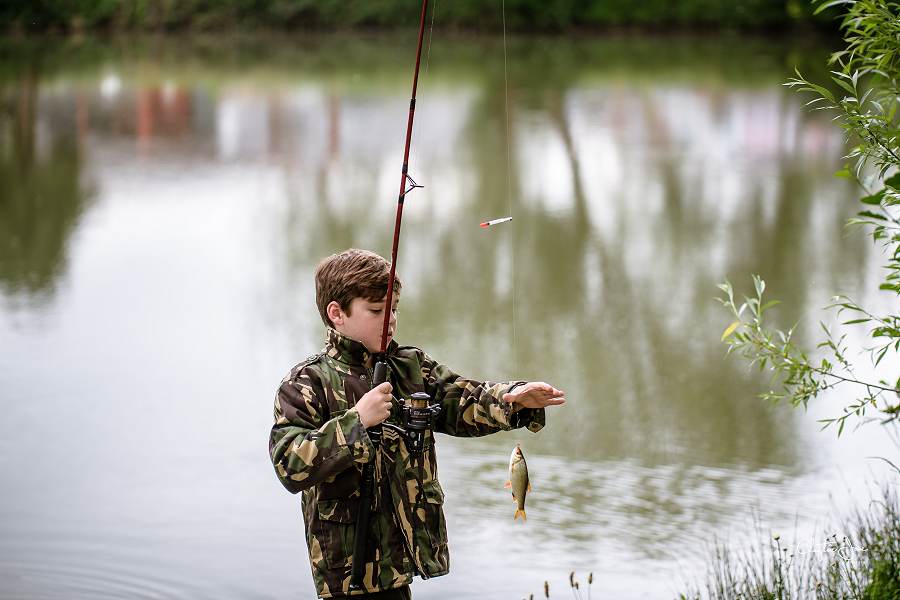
[533,398,565,407]
[530,382,562,394]
[528,389,563,400]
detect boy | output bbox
[269,249,565,599]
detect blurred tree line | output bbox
[1,0,837,32]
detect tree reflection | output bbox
[0,65,93,309]
[1,30,864,522]
[266,35,869,475]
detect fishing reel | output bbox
[382,392,442,456]
[400,392,442,455]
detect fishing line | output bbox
[424,0,437,75]
[501,0,519,378]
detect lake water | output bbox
[0,32,897,599]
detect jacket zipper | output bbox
[365,362,423,579]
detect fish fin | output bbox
[504,481,511,489]
[514,509,526,522]
[527,483,532,492]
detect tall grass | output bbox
[525,487,898,599]
[678,486,900,600]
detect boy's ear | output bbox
[326,301,344,326]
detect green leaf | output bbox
[814,0,851,15]
[760,300,781,312]
[861,190,885,205]
[885,173,900,190]
[842,318,871,324]
[857,210,887,221]
[753,275,765,297]
[831,75,856,95]
[875,345,890,366]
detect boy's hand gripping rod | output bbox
[350,0,430,590]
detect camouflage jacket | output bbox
[269,328,545,598]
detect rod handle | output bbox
[373,361,388,386]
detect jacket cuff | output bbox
[338,408,375,463]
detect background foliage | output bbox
[0,0,839,32]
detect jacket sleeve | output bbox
[421,352,545,437]
[269,367,374,494]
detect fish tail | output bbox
[514,509,526,522]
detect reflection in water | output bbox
[0,70,93,309]
[0,34,887,600]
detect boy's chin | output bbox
[364,336,391,354]
[363,340,382,353]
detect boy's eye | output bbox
[369,303,397,314]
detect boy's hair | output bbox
[315,249,402,327]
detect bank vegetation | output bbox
[3,0,838,33]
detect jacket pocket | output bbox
[314,498,357,570]
[422,479,444,504]
[414,480,448,550]
[406,473,445,505]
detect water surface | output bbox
[0,33,895,599]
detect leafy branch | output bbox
[718,276,899,435]
[718,0,900,436]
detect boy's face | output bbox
[328,293,399,353]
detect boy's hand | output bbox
[502,382,566,412]
[356,382,394,429]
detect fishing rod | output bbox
[377,2,429,364]
[350,0,432,590]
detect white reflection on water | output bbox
[1,39,898,599]
[217,94,270,160]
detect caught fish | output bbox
[505,443,531,521]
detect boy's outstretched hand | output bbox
[502,382,566,411]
